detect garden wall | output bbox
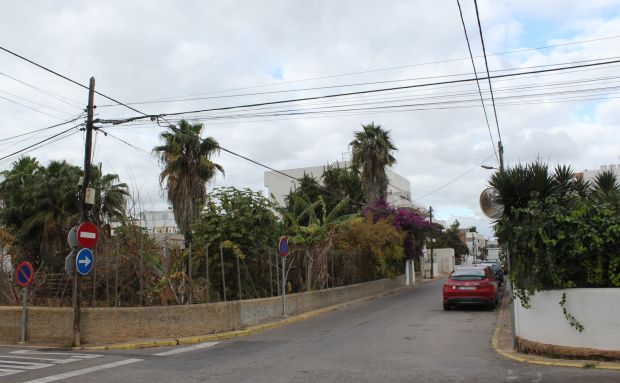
[0,275,404,345]
[514,288,620,357]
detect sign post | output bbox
[278,237,289,316]
[15,261,34,343]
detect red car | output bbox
[442,267,498,310]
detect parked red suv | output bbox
[442,267,498,310]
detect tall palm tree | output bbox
[349,122,397,205]
[153,120,224,247]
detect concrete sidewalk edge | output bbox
[491,288,620,371]
[78,279,431,351]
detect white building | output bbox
[577,163,620,183]
[263,160,416,209]
[139,210,185,248]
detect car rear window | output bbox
[451,268,485,280]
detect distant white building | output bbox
[264,160,417,209]
[486,239,500,261]
[139,210,185,248]
[577,163,620,183]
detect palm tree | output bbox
[349,122,397,205]
[89,165,130,230]
[592,170,620,207]
[153,120,224,247]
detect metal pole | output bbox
[497,141,516,349]
[188,242,192,304]
[73,76,95,348]
[281,255,286,316]
[269,249,273,297]
[20,287,28,343]
[205,244,210,303]
[275,249,280,296]
[219,242,226,302]
[429,206,434,279]
[236,253,241,300]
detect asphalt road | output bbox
[1,278,618,382]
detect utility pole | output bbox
[498,139,517,349]
[73,77,95,347]
[429,206,434,279]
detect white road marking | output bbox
[0,354,82,364]
[0,368,24,377]
[10,350,103,359]
[22,358,143,383]
[0,359,52,369]
[154,341,219,356]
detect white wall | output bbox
[515,289,620,351]
[424,248,455,275]
[264,160,415,209]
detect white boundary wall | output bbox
[515,288,620,351]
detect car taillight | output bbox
[444,281,457,290]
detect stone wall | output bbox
[0,276,404,345]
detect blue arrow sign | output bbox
[76,248,94,276]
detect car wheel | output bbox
[489,301,497,311]
[443,302,451,311]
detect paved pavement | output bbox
[1,278,618,382]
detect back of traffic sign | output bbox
[67,226,79,250]
[15,261,34,288]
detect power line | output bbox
[103,58,620,125]
[474,0,503,168]
[0,113,84,142]
[413,153,496,202]
[0,88,76,116]
[0,93,64,119]
[457,0,498,166]
[96,55,620,108]
[0,45,152,118]
[0,123,82,162]
[0,72,84,108]
[95,33,620,104]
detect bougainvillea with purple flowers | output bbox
[362,198,435,260]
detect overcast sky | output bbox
[1,0,619,237]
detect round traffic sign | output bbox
[15,261,34,288]
[278,236,289,257]
[76,248,94,276]
[77,221,99,249]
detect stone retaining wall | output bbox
[0,276,404,345]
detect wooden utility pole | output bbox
[73,77,95,347]
[429,206,434,279]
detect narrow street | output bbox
[1,279,617,382]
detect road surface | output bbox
[1,279,617,382]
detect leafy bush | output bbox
[490,162,620,303]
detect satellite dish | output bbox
[480,187,504,219]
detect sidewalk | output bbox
[492,286,620,371]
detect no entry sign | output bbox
[15,261,34,288]
[77,221,99,249]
